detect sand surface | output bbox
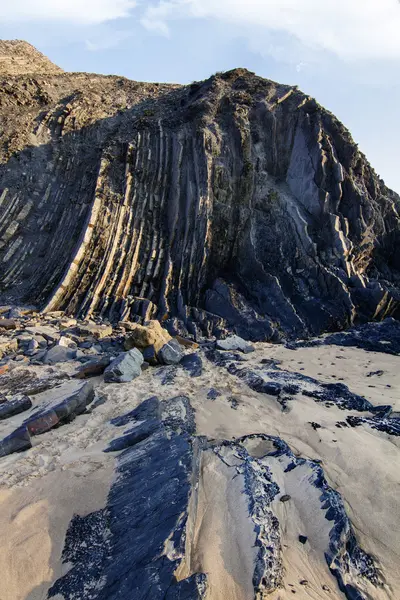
[0,342,399,599]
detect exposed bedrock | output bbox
[49,395,384,600]
[0,56,399,340]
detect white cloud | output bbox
[141,0,400,61]
[0,0,137,25]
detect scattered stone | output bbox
[207,388,221,400]
[299,580,308,586]
[124,320,171,353]
[14,354,28,362]
[216,335,255,354]
[25,338,39,355]
[79,341,93,349]
[73,356,111,379]
[158,339,184,365]
[76,323,113,339]
[142,345,158,366]
[58,336,77,348]
[59,318,77,329]
[0,318,17,330]
[44,345,77,364]
[0,364,9,376]
[367,370,384,377]
[104,349,144,383]
[280,494,291,503]
[25,325,60,343]
[298,536,308,544]
[180,353,203,377]
[310,422,322,430]
[228,396,239,409]
[0,336,18,358]
[175,335,199,349]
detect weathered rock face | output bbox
[0,40,63,76]
[0,43,399,340]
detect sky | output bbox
[0,0,399,193]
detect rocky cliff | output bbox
[0,42,399,341]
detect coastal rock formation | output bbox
[0,309,399,599]
[0,42,399,341]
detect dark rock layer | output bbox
[49,394,382,600]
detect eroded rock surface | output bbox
[0,44,399,341]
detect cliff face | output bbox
[0,44,399,340]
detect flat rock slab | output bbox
[73,356,111,379]
[0,319,17,330]
[25,325,60,342]
[76,324,113,339]
[44,345,77,364]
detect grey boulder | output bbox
[216,335,255,354]
[158,339,184,365]
[104,349,143,383]
[44,345,77,364]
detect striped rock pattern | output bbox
[0,46,399,340]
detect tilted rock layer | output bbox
[0,42,399,340]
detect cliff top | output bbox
[0,40,63,75]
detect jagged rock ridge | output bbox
[0,42,399,341]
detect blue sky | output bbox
[1,0,400,193]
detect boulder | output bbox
[104,349,144,383]
[124,320,171,353]
[58,336,77,348]
[0,394,32,420]
[142,345,158,366]
[158,339,184,365]
[43,345,77,364]
[73,356,111,379]
[216,335,255,354]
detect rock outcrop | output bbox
[0,42,399,341]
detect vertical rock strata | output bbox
[0,47,399,340]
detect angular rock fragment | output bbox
[76,323,113,340]
[142,344,158,366]
[25,325,60,343]
[0,394,32,420]
[124,320,171,353]
[180,353,203,377]
[0,426,31,457]
[104,349,143,383]
[73,356,111,379]
[43,345,77,364]
[0,336,18,358]
[158,339,184,365]
[217,335,255,354]
[0,318,17,330]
